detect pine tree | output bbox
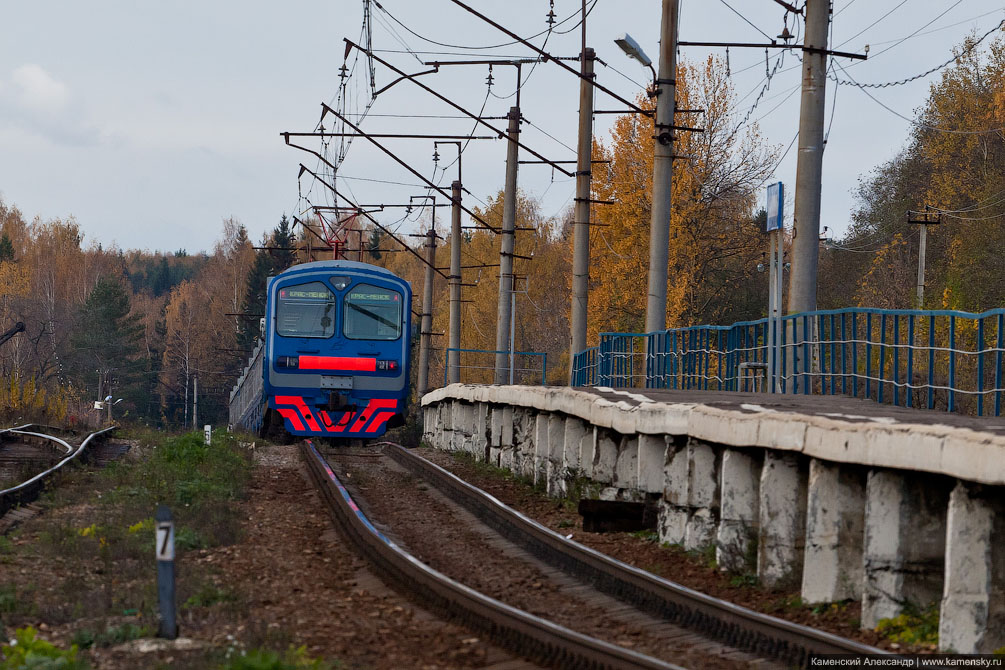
[0,234,14,263]
[67,277,145,408]
[271,215,295,272]
[238,248,273,350]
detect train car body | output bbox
[230,260,412,439]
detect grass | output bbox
[1,627,88,670]
[70,623,150,649]
[875,602,940,646]
[221,646,338,670]
[1,429,254,653]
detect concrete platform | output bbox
[421,384,1005,653]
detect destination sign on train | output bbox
[349,291,399,302]
[280,288,333,300]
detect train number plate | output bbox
[320,376,353,390]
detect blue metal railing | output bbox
[572,307,1005,417]
[444,348,548,386]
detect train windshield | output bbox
[276,281,336,338]
[344,284,402,340]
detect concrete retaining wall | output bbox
[421,384,1005,654]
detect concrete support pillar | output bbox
[802,460,865,603]
[658,438,718,551]
[474,403,489,461]
[592,429,618,485]
[492,406,514,468]
[638,435,667,494]
[422,405,435,445]
[716,449,761,574]
[546,414,565,496]
[534,413,550,486]
[658,436,689,545]
[758,452,807,589]
[614,435,639,491]
[684,440,718,551]
[513,409,536,480]
[939,482,1005,653]
[437,402,452,451]
[563,417,586,477]
[580,427,597,479]
[451,401,474,453]
[862,470,948,630]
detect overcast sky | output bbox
[1,1,1002,253]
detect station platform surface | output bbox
[583,386,1005,437]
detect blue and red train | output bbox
[229,260,412,440]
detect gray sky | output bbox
[1,1,1002,253]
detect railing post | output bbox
[977,317,985,416]
[949,315,957,412]
[928,315,936,409]
[996,314,1003,417]
[907,314,915,408]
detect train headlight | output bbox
[376,360,399,372]
[276,355,299,369]
[330,276,350,291]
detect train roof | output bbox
[276,260,403,279]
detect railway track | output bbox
[302,441,887,670]
[0,425,119,524]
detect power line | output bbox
[832,59,1005,135]
[718,0,775,42]
[371,0,591,51]
[830,18,1004,88]
[833,0,910,50]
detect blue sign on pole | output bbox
[766,182,784,231]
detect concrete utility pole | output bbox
[494,106,520,384]
[787,0,830,315]
[448,180,462,384]
[417,225,437,395]
[569,47,595,381]
[644,0,679,335]
[916,223,927,309]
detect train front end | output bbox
[262,260,412,439]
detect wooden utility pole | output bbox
[908,208,941,308]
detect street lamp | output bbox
[615,33,657,81]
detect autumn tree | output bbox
[831,33,1005,312]
[587,55,777,341]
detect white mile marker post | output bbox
[155,505,177,639]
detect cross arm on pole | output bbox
[445,0,650,116]
[343,38,576,177]
[297,163,449,280]
[320,104,501,234]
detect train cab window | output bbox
[276,281,336,338]
[344,284,402,340]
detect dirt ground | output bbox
[412,446,922,654]
[2,443,521,669]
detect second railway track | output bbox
[303,441,888,669]
[0,425,120,524]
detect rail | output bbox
[572,307,1005,417]
[388,443,886,667]
[444,347,547,386]
[0,426,116,516]
[300,440,680,670]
